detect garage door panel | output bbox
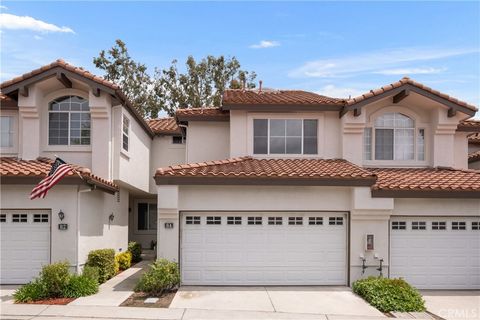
[0,210,51,284]
[181,212,347,285]
[390,216,479,289]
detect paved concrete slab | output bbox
[266,286,384,317]
[0,304,49,316]
[182,308,327,319]
[70,260,151,307]
[0,285,20,304]
[422,290,480,320]
[40,305,184,319]
[170,286,274,312]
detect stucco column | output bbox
[157,185,179,262]
[18,85,42,160]
[89,91,111,179]
[341,112,366,165]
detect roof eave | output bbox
[371,189,480,199]
[222,103,343,112]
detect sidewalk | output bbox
[69,258,152,307]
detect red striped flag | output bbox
[30,158,73,200]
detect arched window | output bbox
[364,112,425,161]
[48,96,90,145]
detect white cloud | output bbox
[315,84,366,99]
[375,67,447,75]
[0,13,75,33]
[0,5,8,10]
[34,35,43,40]
[249,40,280,49]
[289,47,477,78]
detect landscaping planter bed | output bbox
[120,291,176,308]
[19,297,75,305]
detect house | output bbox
[1,60,479,290]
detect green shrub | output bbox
[62,274,99,298]
[82,266,100,283]
[85,249,116,283]
[13,279,47,303]
[115,252,132,271]
[40,261,71,298]
[128,242,142,263]
[353,277,425,312]
[135,259,180,296]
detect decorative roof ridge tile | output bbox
[155,156,251,175]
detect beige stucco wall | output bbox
[393,198,480,216]
[186,121,229,163]
[149,136,185,193]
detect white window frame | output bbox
[134,199,157,235]
[252,118,319,156]
[47,95,91,146]
[0,112,17,153]
[363,110,428,166]
[122,114,130,153]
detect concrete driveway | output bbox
[170,286,384,317]
[422,290,480,320]
[0,284,20,304]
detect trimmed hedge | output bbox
[352,277,425,313]
[128,242,142,263]
[85,249,116,283]
[39,261,70,298]
[62,274,99,298]
[116,252,132,271]
[135,259,180,296]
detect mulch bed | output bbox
[20,297,75,305]
[120,291,177,308]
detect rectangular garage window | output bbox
[288,217,303,225]
[329,217,343,225]
[12,214,27,223]
[392,221,406,230]
[452,221,466,230]
[309,217,323,225]
[432,221,446,230]
[0,214,6,222]
[268,217,282,225]
[227,216,242,225]
[473,222,480,230]
[412,221,426,230]
[185,216,200,225]
[206,216,221,225]
[33,214,49,223]
[248,217,262,225]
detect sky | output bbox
[1,1,479,117]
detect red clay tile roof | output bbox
[458,119,480,132]
[370,167,480,193]
[147,118,182,135]
[223,89,344,106]
[347,77,478,112]
[469,151,480,163]
[0,93,18,109]
[0,59,154,138]
[469,132,480,144]
[155,157,376,185]
[176,107,229,121]
[0,157,118,193]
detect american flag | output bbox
[30,158,74,200]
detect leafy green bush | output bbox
[135,259,180,296]
[128,242,142,263]
[82,265,100,283]
[116,252,132,271]
[85,249,116,283]
[13,279,47,303]
[39,261,71,298]
[62,274,99,298]
[353,277,425,312]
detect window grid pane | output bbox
[374,113,415,161]
[392,221,406,230]
[268,217,282,225]
[206,216,221,225]
[417,129,425,161]
[0,116,13,148]
[227,216,242,225]
[48,96,90,146]
[247,217,262,225]
[308,217,323,225]
[363,128,372,160]
[432,222,446,230]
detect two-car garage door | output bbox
[0,210,51,284]
[391,217,480,289]
[181,212,347,285]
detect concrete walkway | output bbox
[69,259,151,307]
[422,290,480,320]
[170,286,384,317]
[0,303,389,320]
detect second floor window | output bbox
[49,96,90,145]
[364,112,424,161]
[122,115,130,152]
[0,116,14,148]
[254,119,318,155]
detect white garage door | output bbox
[390,216,480,289]
[0,210,51,284]
[181,212,347,285]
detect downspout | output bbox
[76,185,92,273]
